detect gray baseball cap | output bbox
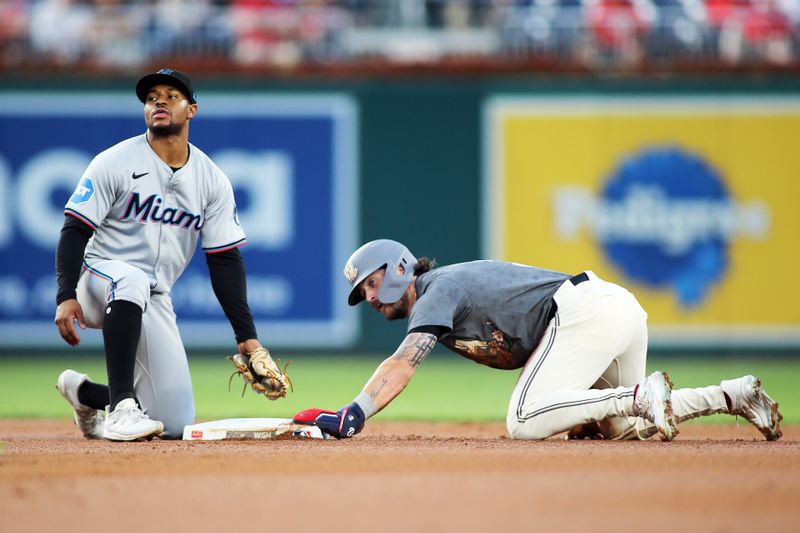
[343,239,418,306]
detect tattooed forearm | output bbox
[369,379,388,401]
[361,334,433,410]
[393,332,437,368]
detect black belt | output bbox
[569,271,589,286]
[547,272,589,321]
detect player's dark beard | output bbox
[149,122,183,138]
[383,292,410,321]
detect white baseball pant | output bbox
[506,271,728,440]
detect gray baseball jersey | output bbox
[408,260,569,369]
[65,133,245,293]
[63,132,246,438]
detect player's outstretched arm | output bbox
[293,332,437,438]
[363,331,437,410]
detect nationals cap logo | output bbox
[553,146,770,308]
[343,260,358,284]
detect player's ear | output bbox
[187,103,198,119]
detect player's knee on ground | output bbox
[141,391,194,440]
[506,412,551,440]
[153,409,194,440]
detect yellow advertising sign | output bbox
[483,97,800,347]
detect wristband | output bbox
[353,392,378,419]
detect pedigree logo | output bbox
[552,146,770,308]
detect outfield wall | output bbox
[1,75,798,353]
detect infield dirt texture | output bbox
[1,420,797,532]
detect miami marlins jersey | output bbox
[65,134,246,293]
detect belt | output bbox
[547,272,589,321]
[569,271,589,286]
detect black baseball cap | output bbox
[135,68,196,104]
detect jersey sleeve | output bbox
[407,278,471,333]
[201,173,247,253]
[63,157,118,230]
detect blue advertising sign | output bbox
[0,93,358,348]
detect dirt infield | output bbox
[1,420,798,533]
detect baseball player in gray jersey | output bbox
[54,69,288,441]
[294,239,783,441]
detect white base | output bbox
[182,418,328,440]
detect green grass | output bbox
[0,354,797,423]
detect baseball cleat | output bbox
[56,369,105,439]
[103,398,164,442]
[633,371,678,442]
[720,375,783,441]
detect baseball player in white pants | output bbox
[55,69,276,441]
[508,270,744,441]
[293,239,783,442]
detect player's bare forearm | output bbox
[362,332,437,412]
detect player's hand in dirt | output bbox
[54,298,87,346]
[293,402,365,439]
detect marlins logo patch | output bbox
[69,176,95,204]
[343,260,358,284]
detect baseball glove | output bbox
[227,347,293,401]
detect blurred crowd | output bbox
[504,0,800,68]
[0,0,798,73]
